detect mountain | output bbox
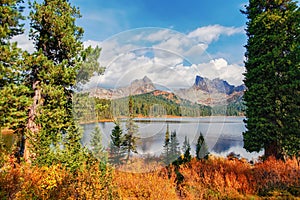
[85,75,246,116]
[112,90,212,117]
[194,75,244,95]
[89,75,245,107]
[174,75,245,106]
[88,76,156,99]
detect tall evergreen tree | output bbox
[0,0,31,160]
[196,133,209,159]
[110,121,125,165]
[22,0,87,166]
[181,135,191,163]
[123,96,139,161]
[169,130,180,161]
[242,0,300,159]
[162,124,171,163]
[90,125,105,161]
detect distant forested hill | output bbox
[84,90,245,122]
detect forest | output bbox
[73,92,244,124]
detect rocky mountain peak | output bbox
[142,75,152,83]
[132,76,153,85]
[195,75,204,86]
[130,76,155,94]
[194,75,244,95]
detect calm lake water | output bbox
[1,117,263,160]
[81,116,263,160]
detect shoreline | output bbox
[2,115,245,132]
[79,115,245,125]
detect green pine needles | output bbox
[242,0,300,159]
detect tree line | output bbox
[73,92,245,125]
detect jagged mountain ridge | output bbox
[88,76,156,99]
[175,75,245,106]
[89,75,245,106]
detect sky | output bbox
[14,0,249,89]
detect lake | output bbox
[81,116,263,161]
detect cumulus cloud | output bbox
[187,24,244,43]
[11,34,35,53]
[193,58,245,86]
[10,25,245,89]
[83,25,245,89]
[146,29,172,42]
[86,53,244,90]
[83,40,102,48]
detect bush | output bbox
[0,160,119,199]
[1,155,299,199]
[177,156,300,199]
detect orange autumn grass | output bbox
[0,155,299,199]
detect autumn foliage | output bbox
[0,156,119,199]
[178,157,299,199]
[0,155,299,199]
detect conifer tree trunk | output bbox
[25,80,41,162]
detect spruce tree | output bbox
[23,0,86,166]
[242,0,300,159]
[181,135,191,163]
[123,96,139,161]
[162,124,171,163]
[0,0,32,161]
[110,121,125,165]
[169,130,180,161]
[90,125,105,160]
[0,0,28,133]
[196,133,209,159]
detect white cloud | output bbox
[83,40,102,48]
[193,58,245,86]
[188,24,244,44]
[146,29,172,42]
[87,53,244,90]
[11,34,35,53]
[80,25,245,89]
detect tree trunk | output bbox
[25,80,41,163]
[264,141,283,160]
[126,148,130,163]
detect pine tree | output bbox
[162,124,171,163]
[169,130,180,161]
[196,133,209,159]
[110,121,125,165]
[76,46,104,90]
[123,96,139,162]
[22,0,87,166]
[181,135,191,163]
[90,125,106,161]
[242,0,300,159]
[0,1,32,162]
[0,0,28,134]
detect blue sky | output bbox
[14,0,249,88]
[74,0,246,40]
[74,0,247,63]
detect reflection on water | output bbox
[1,117,263,160]
[81,117,263,160]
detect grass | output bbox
[0,154,299,199]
